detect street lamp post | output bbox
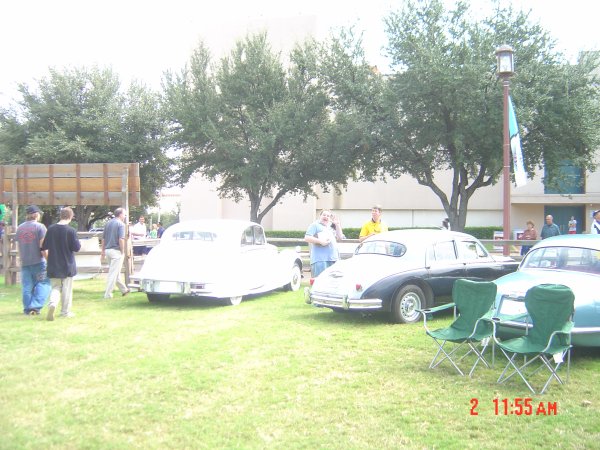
[496,45,514,257]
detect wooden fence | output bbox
[1,232,160,285]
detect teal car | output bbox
[493,234,600,347]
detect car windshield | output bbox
[522,246,600,274]
[356,240,406,257]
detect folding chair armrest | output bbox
[417,303,455,329]
[470,312,495,339]
[493,312,529,323]
[417,302,455,315]
[543,322,574,353]
[488,316,509,344]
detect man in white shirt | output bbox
[131,215,148,255]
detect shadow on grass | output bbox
[298,301,456,327]
[297,308,398,326]
[572,346,600,359]
[124,292,275,311]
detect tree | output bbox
[163,33,357,223]
[332,0,600,231]
[0,67,172,229]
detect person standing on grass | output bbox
[540,215,560,239]
[359,205,388,242]
[149,223,158,239]
[568,216,577,234]
[101,207,130,299]
[157,222,165,238]
[16,205,51,315]
[304,209,339,277]
[519,220,537,256]
[131,215,148,255]
[41,207,81,320]
[591,210,600,235]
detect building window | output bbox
[544,160,585,194]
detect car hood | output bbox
[138,241,231,282]
[495,269,598,300]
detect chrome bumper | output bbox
[304,287,382,310]
[138,279,211,296]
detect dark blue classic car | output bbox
[305,229,519,323]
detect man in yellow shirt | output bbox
[359,205,388,242]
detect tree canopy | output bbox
[330,0,600,230]
[163,33,359,223]
[0,67,172,229]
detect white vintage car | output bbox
[134,220,303,305]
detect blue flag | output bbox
[508,96,527,187]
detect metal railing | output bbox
[2,235,531,285]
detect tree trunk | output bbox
[74,207,93,231]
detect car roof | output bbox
[532,234,600,251]
[365,228,477,244]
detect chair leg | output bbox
[539,351,570,394]
[498,349,571,394]
[497,350,537,394]
[429,340,466,376]
[467,341,491,378]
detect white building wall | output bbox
[180,162,600,234]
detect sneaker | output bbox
[60,312,76,318]
[122,289,131,297]
[47,305,55,321]
[28,310,38,316]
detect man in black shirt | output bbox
[41,207,81,320]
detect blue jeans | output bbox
[21,261,51,313]
[311,260,336,278]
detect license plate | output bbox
[155,281,182,293]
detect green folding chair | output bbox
[493,284,575,394]
[420,279,497,377]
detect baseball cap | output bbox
[26,205,41,214]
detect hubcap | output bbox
[401,292,420,321]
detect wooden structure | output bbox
[1,163,140,285]
[0,163,140,207]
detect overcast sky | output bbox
[1,0,598,105]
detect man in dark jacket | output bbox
[41,207,81,321]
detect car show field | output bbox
[1,276,599,449]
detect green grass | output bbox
[1,277,599,449]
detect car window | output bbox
[523,246,600,274]
[356,240,406,257]
[253,226,266,245]
[433,241,457,261]
[241,227,254,246]
[457,240,488,260]
[171,230,216,241]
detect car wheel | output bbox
[391,285,425,324]
[284,264,302,291]
[147,293,170,302]
[227,296,243,306]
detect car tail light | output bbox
[356,283,363,291]
[309,278,315,286]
